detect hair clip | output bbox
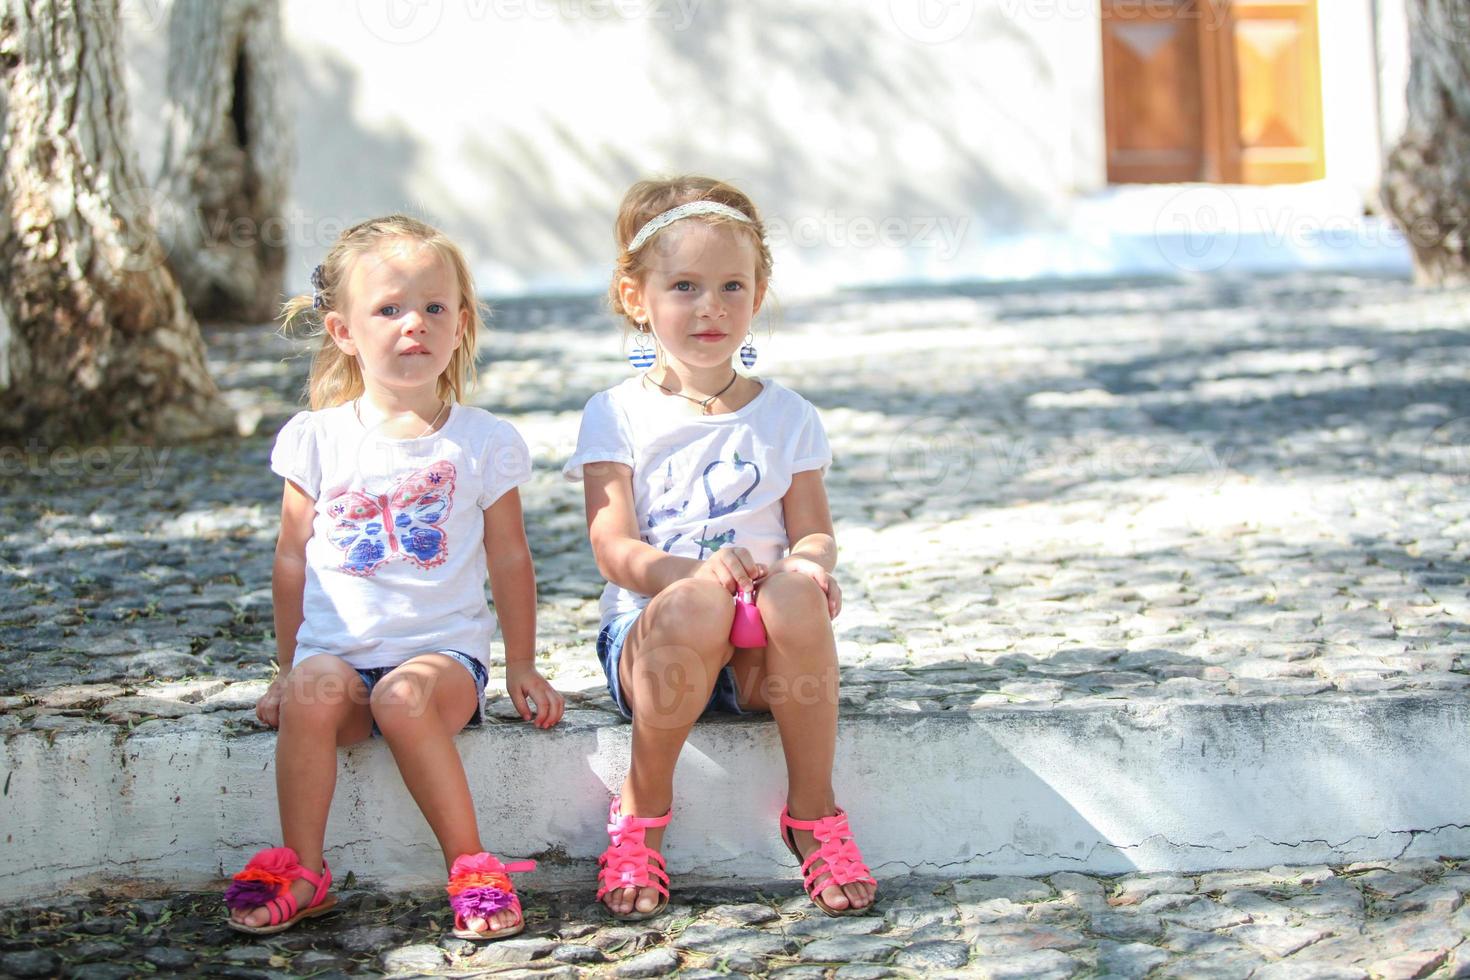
[310,264,327,310]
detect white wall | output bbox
[119,0,1396,296]
[1319,0,1390,198]
[121,0,1107,296]
[1372,0,1410,152]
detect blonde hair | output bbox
[281,215,483,410]
[609,176,773,334]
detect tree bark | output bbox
[1381,0,1470,285]
[0,0,234,444]
[156,0,289,323]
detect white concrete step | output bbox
[3,692,1468,903]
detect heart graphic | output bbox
[703,453,762,519]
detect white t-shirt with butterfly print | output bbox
[563,378,833,631]
[269,402,533,671]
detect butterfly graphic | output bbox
[323,461,455,576]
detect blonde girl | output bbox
[224,215,563,940]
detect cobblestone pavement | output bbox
[4,273,1470,975]
[3,272,1469,722]
[3,859,1469,978]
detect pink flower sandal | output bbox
[780,806,878,917]
[446,852,537,940]
[596,796,672,921]
[224,846,336,935]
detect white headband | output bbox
[626,201,754,253]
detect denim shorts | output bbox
[596,607,745,721]
[354,650,488,738]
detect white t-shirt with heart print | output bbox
[563,377,833,631]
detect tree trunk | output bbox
[0,0,234,444]
[1381,0,1470,286]
[156,0,289,323]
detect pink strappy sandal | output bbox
[224,846,336,934]
[596,797,672,921]
[446,851,537,940]
[780,806,878,917]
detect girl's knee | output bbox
[646,579,736,653]
[368,672,430,727]
[280,659,366,728]
[758,572,827,624]
[658,578,735,624]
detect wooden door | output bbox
[1101,1,1205,183]
[1103,0,1324,184]
[1211,1,1326,183]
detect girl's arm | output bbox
[767,470,842,618]
[259,479,316,727]
[583,461,766,595]
[484,488,563,729]
[778,471,837,571]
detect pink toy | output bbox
[730,590,767,647]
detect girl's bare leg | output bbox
[730,571,875,912]
[609,578,736,916]
[233,656,373,928]
[371,654,515,934]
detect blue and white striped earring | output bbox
[628,324,656,370]
[739,332,758,369]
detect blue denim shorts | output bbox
[355,650,488,738]
[596,607,745,721]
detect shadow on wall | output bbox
[641,3,1044,233]
[285,3,1048,291]
[285,47,423,274]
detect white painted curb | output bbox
[2,693,1466,902]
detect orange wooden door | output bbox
[1103,0,1324,184]
[1211,0,1326,183]
[1101,1,1205,183]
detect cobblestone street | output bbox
[4,858,1470,979]
[4,273,1469,715]
[3,272,1470,976]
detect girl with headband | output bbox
[564,177,877,919]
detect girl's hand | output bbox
[255,672,289,728]
[761,556,843,619]
[506,663,565,730]
[696,546,767,594]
